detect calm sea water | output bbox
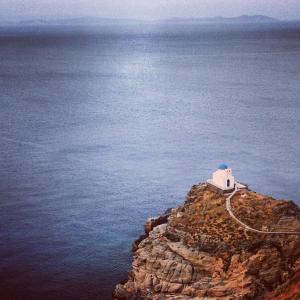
[0,23,300,300]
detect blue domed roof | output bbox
[218,163,228,170]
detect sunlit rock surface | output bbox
[113,183,300,299]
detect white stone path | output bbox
[226,187,300,235]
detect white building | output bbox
[207,163,235,191]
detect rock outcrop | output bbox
[113,183,300,299]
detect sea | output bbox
[0,22,299,300]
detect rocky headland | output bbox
[113,183,300,299]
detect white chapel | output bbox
[207,163,235,191]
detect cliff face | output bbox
[114,183,300,300]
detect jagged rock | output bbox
[144,213,170,235]
[113,183,300,299]
[132,212,171,252]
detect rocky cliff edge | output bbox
[113,183,300,299]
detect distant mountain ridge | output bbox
[162,15,279,24]
[0,15,281,26]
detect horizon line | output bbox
[1,14,300,25]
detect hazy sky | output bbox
[1,0,299,21]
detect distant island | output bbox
[0,15,284,27]
[162,15,279,24]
